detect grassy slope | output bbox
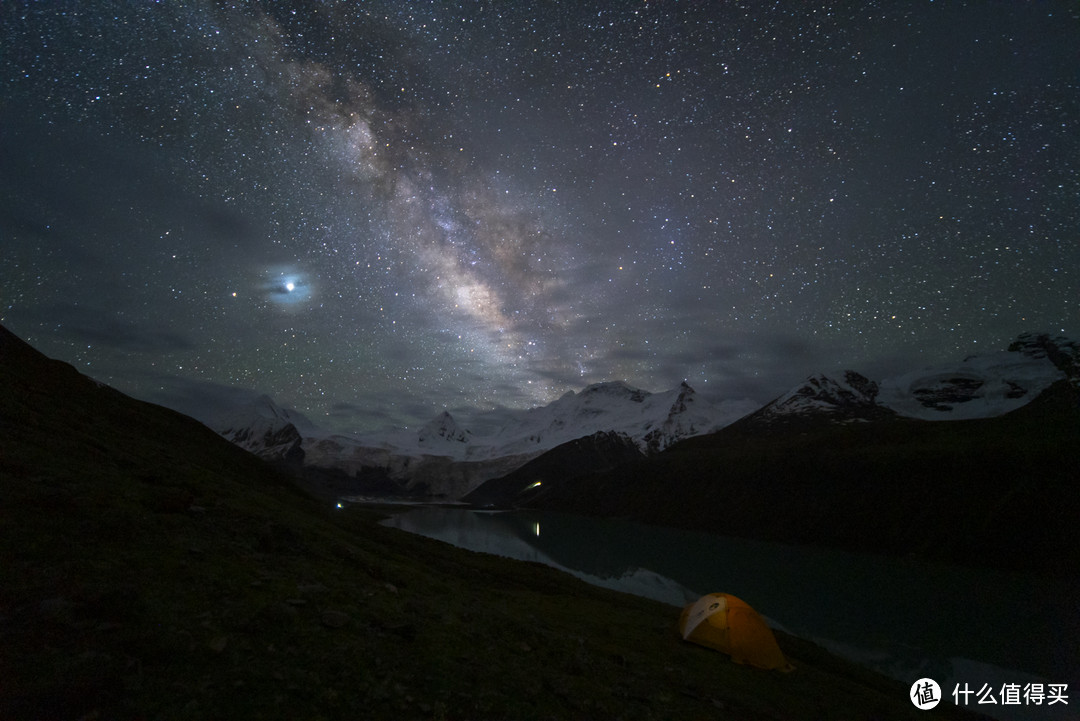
[527,383,1080,575]
[0,330,984,720]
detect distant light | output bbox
[336,502,343,509]
[533,522,541,537]
[286,282,295,292]
[525,481,542,490]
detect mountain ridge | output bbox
[514,376,1080,574]
[214,332,1077,502]
[215,378,757,498]
[449,333,1080,574]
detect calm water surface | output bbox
[381,506,1079,721]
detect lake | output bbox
[381,506,1079,721]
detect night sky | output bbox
[3,2,1078,433]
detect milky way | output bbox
[2,2,1078,431]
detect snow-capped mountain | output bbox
[1008,332,1080,384]
[215,380,756,498]
[215,332,1078,498]
[877,334,1075,420]
[417,410,471,446]
[640,381,727,453]
[214,394,310,464]
[733,333,1077,429]
[470,380,755,458]
[745,370,893,426]
[325,379,754,465]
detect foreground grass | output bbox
[0,328,982,720]
[1,491,979,721]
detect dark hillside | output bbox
[523,380,1080,574]
[464,430,645,507]
[0,325,983,720]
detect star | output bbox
[0,1,1074,433]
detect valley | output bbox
[215,331,1080,575]
[0,323,996,719]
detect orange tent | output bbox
[678,592,792,671]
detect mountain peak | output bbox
[776,371,879,412]
[731,370,889,431]
[1008,332,1080,383]
[418,410,470,444]
[664,381,696,416]
[213,394,306,464]
[876,338,1069,419]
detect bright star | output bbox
[262,266,313,311]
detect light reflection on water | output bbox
[381,506,1080,721]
